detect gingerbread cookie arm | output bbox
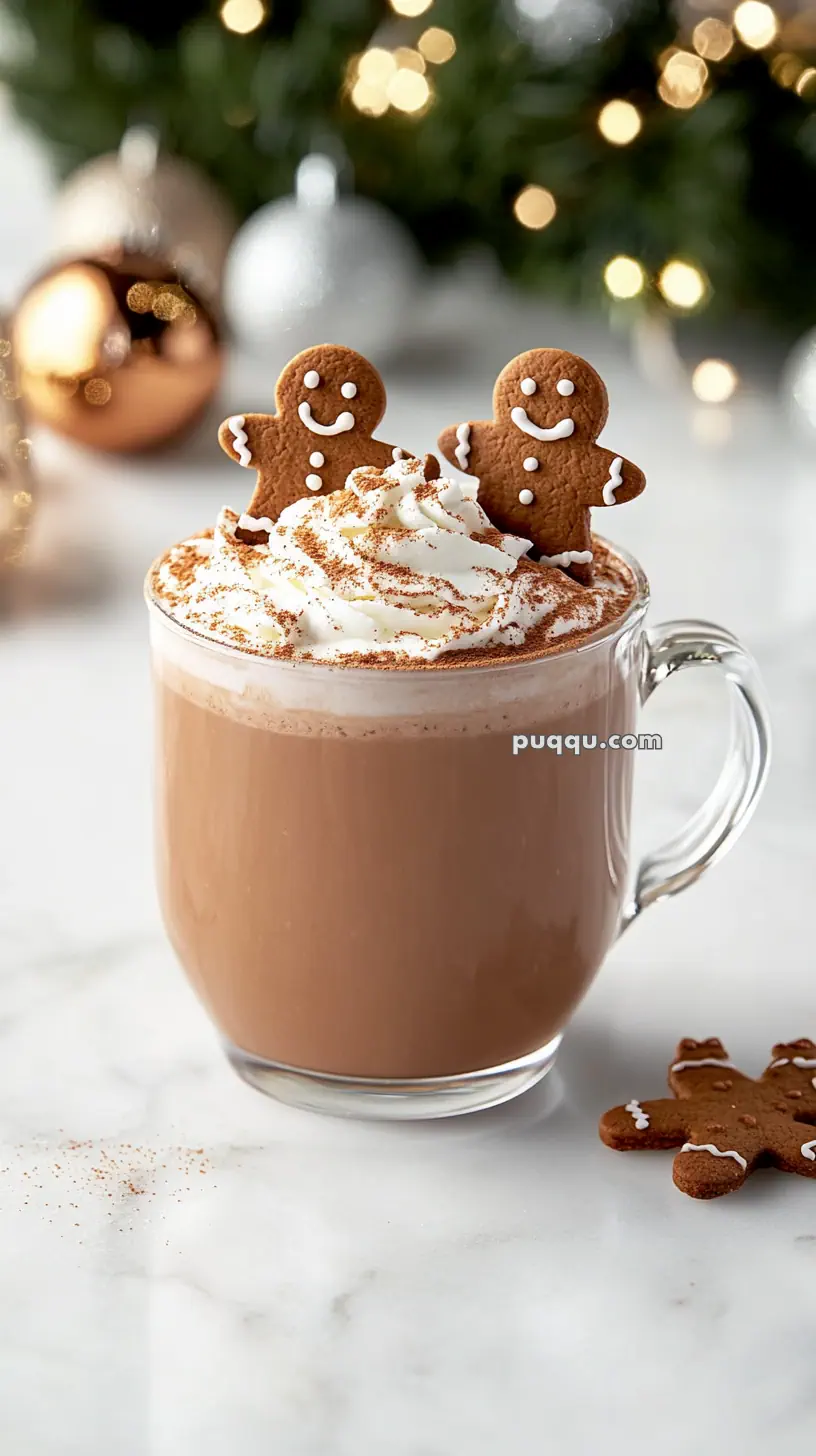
[599,1098,688,1151]
[218,413,283,523]
[579,447,645,512]
[437,421,494,478]
[217,412,275,472]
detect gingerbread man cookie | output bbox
[438,348,645,584]
[218,344,415,531]
[599,1037,816,1199]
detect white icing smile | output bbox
[681,1143,747,1172]
[298,401,355,436]
[602,456,623,505]
[510,406,574,442]
[227,415,251,468]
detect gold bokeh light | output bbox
[418,28,456,64]
[692,358,738,403]
[357,48,397,85]
[692,18,734,62]
[513,185,557,230]
[733,2,778,50]
[658,50,708,109]
[597,99,642,145]
[220,0,266,36]
[393,47,426,74]
[350,80,390,117]
[658,260,707,309]
[387,69,432,114]
[389,0,434,16]
[604,256,646,299]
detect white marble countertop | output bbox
[2,110,816,1456]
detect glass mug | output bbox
[146,543,770,1119]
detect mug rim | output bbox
[144,535,650,680]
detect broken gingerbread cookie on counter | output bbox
[438,347,645,584]
[599,1038,816,1199]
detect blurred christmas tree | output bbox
[0,0,814,329]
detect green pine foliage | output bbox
[0,0,813,328]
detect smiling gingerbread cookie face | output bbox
[494,348,609,448]
[438,347,645,585]
[218,344,411,532]
[276,344,387,442]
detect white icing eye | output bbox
[520,377,537,396]
[305,473,322,491]
[341,382,357,399]
[309,451,325,467]
[556,379,575,396]
[518,488,534,505]
[304,370,320,388]
[523,457,539,472]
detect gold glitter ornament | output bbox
[11,252,223,452]
[0,316,36,590]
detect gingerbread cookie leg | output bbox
[672,1124,762,1199]
[539,512,594,586]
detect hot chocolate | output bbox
[149,457,641,1083]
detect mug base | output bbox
[224,1034,563,1120]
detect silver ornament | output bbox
[511,0,633,59]
[784,327,816,440]
[224,154,420,363]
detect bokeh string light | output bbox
[658,50,708,108]
[604,256,645,299]
[692,358,739,403]
[418,28,456,64]
[597,99,642,145]
[389,0,434,16]
[219,0,266,35]
[733,2,779,51]
[513,185,557,230]
[692,17,734,62]
[658,260,707,309]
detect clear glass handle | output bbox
[620,620,771,931]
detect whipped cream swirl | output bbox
[153,458,620,663]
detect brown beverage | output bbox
[148,451,644,1098]
[152,625,639,1081]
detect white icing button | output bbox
[557,379,575,396]
[309,451,325,467]
[304,370,320,388]
[518,488,534,505]
[305,473,322,491]
[520,377,537,396]
[523,456,539,472]
[341,382,357,399]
